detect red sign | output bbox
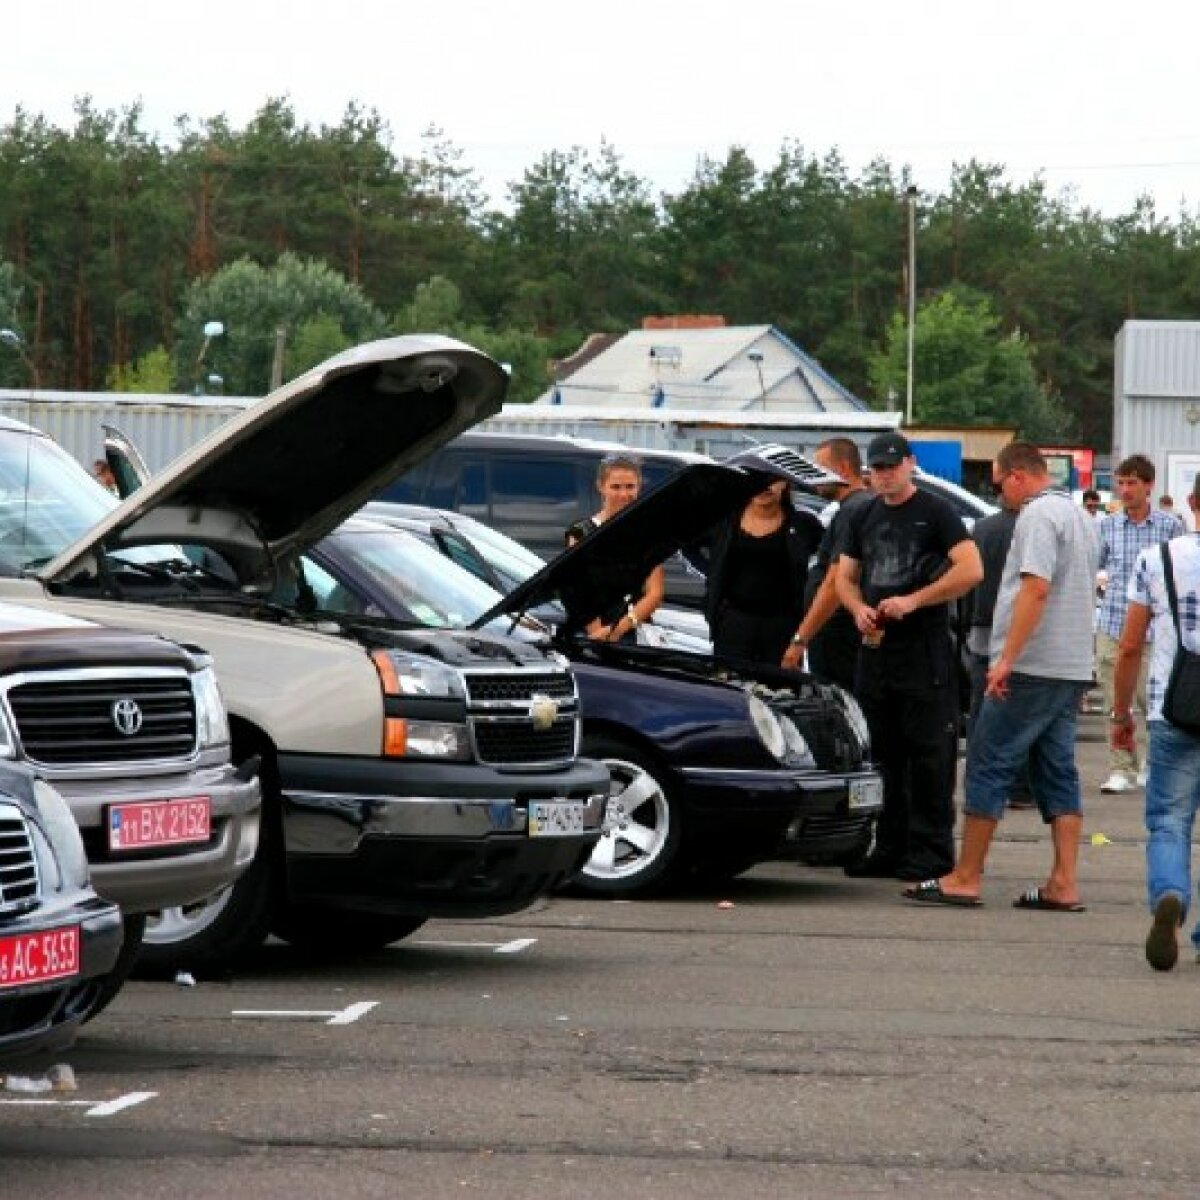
[108,797,212,852]
[0,925,80,989]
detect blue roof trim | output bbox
[769,327,869,411]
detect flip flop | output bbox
[902,879,982,907]
[1013,887,1086,913]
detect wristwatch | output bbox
[790,634,807,647]
[1109,708,1134,723]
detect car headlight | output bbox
[31,779,90,892]
[193,666,231,749]
[837,688,871,754]
[779,715,816,767]
[748,694,788,761]
[384,719,471,761]
[372,651,465,699]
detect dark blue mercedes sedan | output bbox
[286,450,883,897]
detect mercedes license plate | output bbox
[848,778,883,812]
[108,796,212,851]
[0,925,80,989]
[528,800,585,837]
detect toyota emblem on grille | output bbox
[111,698,143,736]
[528,693,559,732]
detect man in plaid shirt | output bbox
[1097,454,1186,792]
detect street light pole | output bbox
[193,320,225,394]
[904,185,918,427]
[0,328,39,390]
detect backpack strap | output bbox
[1161,541,1184,642]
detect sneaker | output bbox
[1100,772,1136,794]
[1146,894,1183,971]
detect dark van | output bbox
[379,432,713,606]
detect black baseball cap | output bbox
[867,431,912,468]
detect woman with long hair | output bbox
[565,453,665,642]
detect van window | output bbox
[458,460,488,520]
[490,458,579,553]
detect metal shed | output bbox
[1113,320,1200,518]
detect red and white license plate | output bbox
[0,925,80,989]
[107,797,212,851]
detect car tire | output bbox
[574,737,684,897]
[136,752,282,979]
[79,913,145,1024]
[270,907,426,955]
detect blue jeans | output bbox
[965,674,1086,822]
[1145,720,1200,950]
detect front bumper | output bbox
[0,894,123,1061]
[61,763,262,915]
[278,754,610,918]
[677,763,882,853]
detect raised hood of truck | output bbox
[41,336,509,589]
[472,447,842,632]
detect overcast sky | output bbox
[5,0,1200,217]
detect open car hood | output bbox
[471,445,842,630]
[41,336,509,588]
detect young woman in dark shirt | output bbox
[565,453,665,642]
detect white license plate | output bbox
[107,796,212,851]
[528,800,586,837]
[848,778,883,812]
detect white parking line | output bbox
[231,1000,379,1025]
[0,1091,157,1117]
[411,937,538,954]
[495,938,537,954]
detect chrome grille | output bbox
[0,803,39,914]
[464,672,575,705]
[472,716,577,767]
[8,675,197,767]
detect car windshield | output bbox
[334,527,503,628]
[0,431,118,574]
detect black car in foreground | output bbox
[0,764,122,1059]
[299,449,883,895]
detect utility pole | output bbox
[905,185,918,427]
[270,326,287,392]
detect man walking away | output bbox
[784,437,872,687]
[836,432,982,881]
[1097,455,1185,793]
[905,443,1098,910]
[1112,476,1200,970]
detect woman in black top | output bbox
[565,453,665,642]
[700,480,824,665]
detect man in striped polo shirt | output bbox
[1097,454,1185,793]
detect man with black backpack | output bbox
[1113,474,1200,972]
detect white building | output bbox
[1113,320,1200,518]
[492,323,898,458]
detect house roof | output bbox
[537,325,868,413]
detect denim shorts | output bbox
[965,673,1087,822]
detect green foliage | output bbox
[869,288,1072,441]
[176,252,386,394]
[7,100,1200,445]
[107,345,172,393]
[393,274,551,403]
[284,315,355,380]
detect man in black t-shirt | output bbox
[836,432,984,881]
[785,436,872,687]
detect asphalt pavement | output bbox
[3,709,1198,1199]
